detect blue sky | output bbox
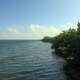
[0,0,80,39]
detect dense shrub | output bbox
[42,22,80,64]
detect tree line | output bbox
[42,22,80,80]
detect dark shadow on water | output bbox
[63,62,80,80]
[51,51,80,80]
[51,51,67,80]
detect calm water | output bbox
[0,40,65,80]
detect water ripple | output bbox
[0,40,66,80]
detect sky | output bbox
[0,0,80,40]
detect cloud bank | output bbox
[0,22,77,39]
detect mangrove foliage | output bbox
[42,22,80,80]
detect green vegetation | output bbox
[42,22,80,80]
[41,36,53,42]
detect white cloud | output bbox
[7,27,20,34]
[0,25,21,35]
[30,24,61,37]
[0,22,78,39]
[60,22,77,30]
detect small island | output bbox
[42,22,80,80]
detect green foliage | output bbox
[77,22,80,32]
[42,22,80,64]
[53,22,80,80]
[41,36,53,43]
[42,22,80,80]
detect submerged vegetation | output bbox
[42,22,80,80]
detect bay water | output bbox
[0,40,66,80]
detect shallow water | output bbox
[0,40,66,80]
